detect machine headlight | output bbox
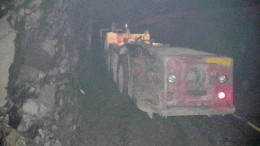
[168,74,176,83]
[218,92,226,99]
[218,75,227,83]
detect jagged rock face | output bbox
[0,11,16,104]
[0,0,89,145]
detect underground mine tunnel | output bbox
[0,0,259,146]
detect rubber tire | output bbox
[108,47,113,74]
[117,54,129,94]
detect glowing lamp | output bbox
[218,92,226,99]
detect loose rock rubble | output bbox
[0,124,28,146]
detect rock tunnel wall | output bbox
[0,12,16,105]
[0,0,90,145]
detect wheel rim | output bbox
[118,65,123,93]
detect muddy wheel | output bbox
[108,47,113,74]
[113,53,118,83]
[117,54,129,94]
[107,49,111,73]
[128,56,133,99]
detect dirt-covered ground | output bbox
[77,46,260,146]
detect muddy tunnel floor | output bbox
[77,46,259,146]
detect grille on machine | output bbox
[186,67,206,96]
